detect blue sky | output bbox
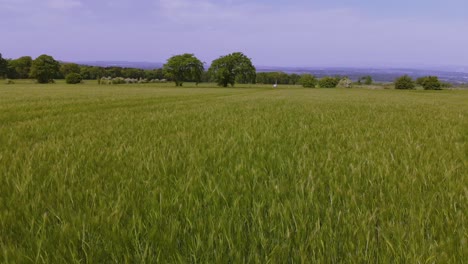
[1,0,467,67]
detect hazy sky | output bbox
[1,0,467,67]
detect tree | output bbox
[358,75,373,85]
[65,73,83,84]
[163,54,204,86]
[60,63,81,77]
[420,76,442,90]
[299,74,317,88]
[80,66,105,80]
[209,52,256,87]
[7,56,32,79]
[104,67,123,78]
[416,77,426,86]
[0,53,8,79]
[416,76,442,90]
[30,55,60,83]
[394,75,415,90]
[318,76,340,88]
[145,69,164,81]
[256,72,291,85]
[289,74,301,85]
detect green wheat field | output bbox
[0,81,467,263]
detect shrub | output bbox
[5,79,15,84]
[338,78,353,88]
[65,73,83,84]
[112,77,126,85]
[299,74,317,88]
[394,75,415,90]
[318,77,340,88]
[420,76,442,90]
[100,77,111,85]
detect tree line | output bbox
[0,53,166,83]
[0,52,447,89]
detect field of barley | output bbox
[0,81,467,263]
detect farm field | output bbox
[0,82,467,263]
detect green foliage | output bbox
[358,75,373,85]
[299,74,317,88]
[441,82,452,88]
[289,73,301,85]
[65,73,83,84]
[121,68,145,79]
[144,69,164,80]
[0,53,8,78]
[256,72,291,85]
[6,56,32,79]
[163,54,204,86]
[395,75,415,90]
[338,77,353,88]
[416,77,426,86]
[209,52,256,87]
[0,83,466,262]
[318,76,340,88]
[418,76,442,90]
[60,63,81,77]
[30,54,60,83]
[112,77,126,84]
[104,67,122,78]
[80,66,105,80]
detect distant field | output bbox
[0,82,467,263]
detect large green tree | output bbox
[417,76,442,90]
[208,52,256,87]
[163,54,204,86]
[30,55,60,83]
[7,56,33,79]
[0,53,8,79]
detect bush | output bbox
[5,79,15,84]
[65,73,83,84]
[112,77,126,85]
[318,77,340,88]
[394,75,415,90]
[299,74,317,88]
[338,78,353,88]
[420,76,442,90]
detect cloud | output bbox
[0,0,82,12]
[2,0,467,66]
[155,0,358,30]
[47,0,82,9]
[151,0,468,67]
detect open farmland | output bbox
[0,82,467,263]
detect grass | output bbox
[0,81,467,263]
